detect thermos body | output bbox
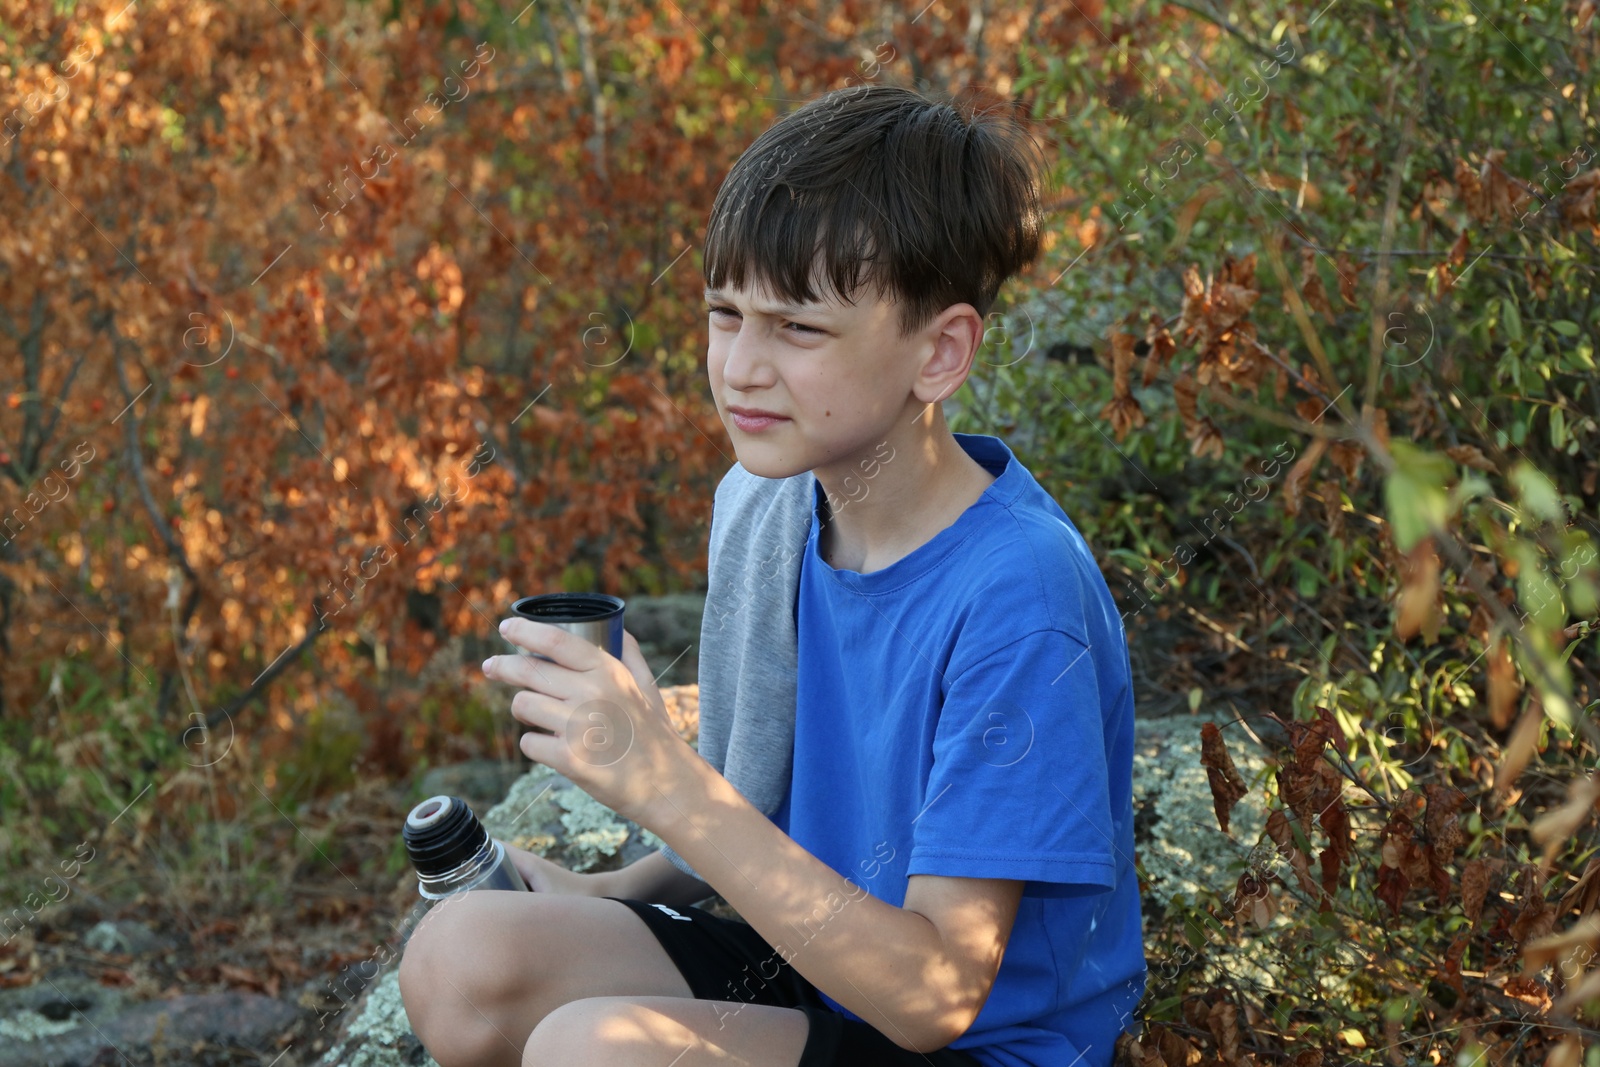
[509,593,625,661]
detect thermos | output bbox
[509,593,625,661]
[403,795,528,899]
[399,593,626,901]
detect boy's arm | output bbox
[593,849,716,909]
[645,764,1024,1053]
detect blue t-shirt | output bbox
[771,432,1146,1067]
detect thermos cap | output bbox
[403,795,491,877]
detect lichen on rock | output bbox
[320,970,437,1067]
[0,1009,81,1041]
[1132,710,1273,906]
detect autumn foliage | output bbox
[4,0,1600,1063]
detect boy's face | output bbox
[704,269,976,482]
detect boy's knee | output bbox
[401,919,513,1067]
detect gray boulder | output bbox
[318,706,1278,1067]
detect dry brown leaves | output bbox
[1460,856,1502,926]
[1562,167,1600,227]
[1141,313,1179,388]
[1376,784,1466,916]
[1102,328,1149,442]
[1232,870,1280,929]
[1530,773,1600,870]
[1281,437,1329,517]
[1395,535,1444,644]
[1200,721,1249,834]
[1265,707,1354,912]
[1485,634,1521,730]
[1455,150,1533,224]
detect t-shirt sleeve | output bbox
[906,627,1118,898]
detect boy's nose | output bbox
[719,332,776,390]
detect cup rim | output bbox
[510,593,624,623]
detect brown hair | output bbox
[703,85,1048,338]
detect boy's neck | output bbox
[812,405,996,575]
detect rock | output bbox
[82,919,170,956]
[1131,710,1271,906]
[623,593,704,688]
[317,970,438,1067]
[1,989,297,1067]
[0,971,129,1044]
[320,747,728,1067]
[416,759,529,811]
[328,697,1274,1067]
[479,763,670,875]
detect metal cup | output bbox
[509,593,625,662]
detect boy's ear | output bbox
[913,302,985,405]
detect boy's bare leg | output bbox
[522,995,811,1067]
[398,892,696,1067]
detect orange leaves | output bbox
[1200,721,1248,834]
[1099,328,1146,442]
[1394,535,1444,644]
[1454,149,1532,224]
[1486,634,1521,730]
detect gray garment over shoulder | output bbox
[656,463,816,884]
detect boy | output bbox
[399,84,1146,1067]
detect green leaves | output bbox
[1510,460,1565,524]
[1384,441,1455,551]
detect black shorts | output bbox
[603,897,984,1067]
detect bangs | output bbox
[702,85,1045,340]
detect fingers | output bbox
[484,648,575,700]
[510,689,558,734]
[497,618,596,671]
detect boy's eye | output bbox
[706,306,822,335]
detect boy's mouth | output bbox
[728,405,790,432]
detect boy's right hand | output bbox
[504,842,610,897]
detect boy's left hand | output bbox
[486,618,701,830]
